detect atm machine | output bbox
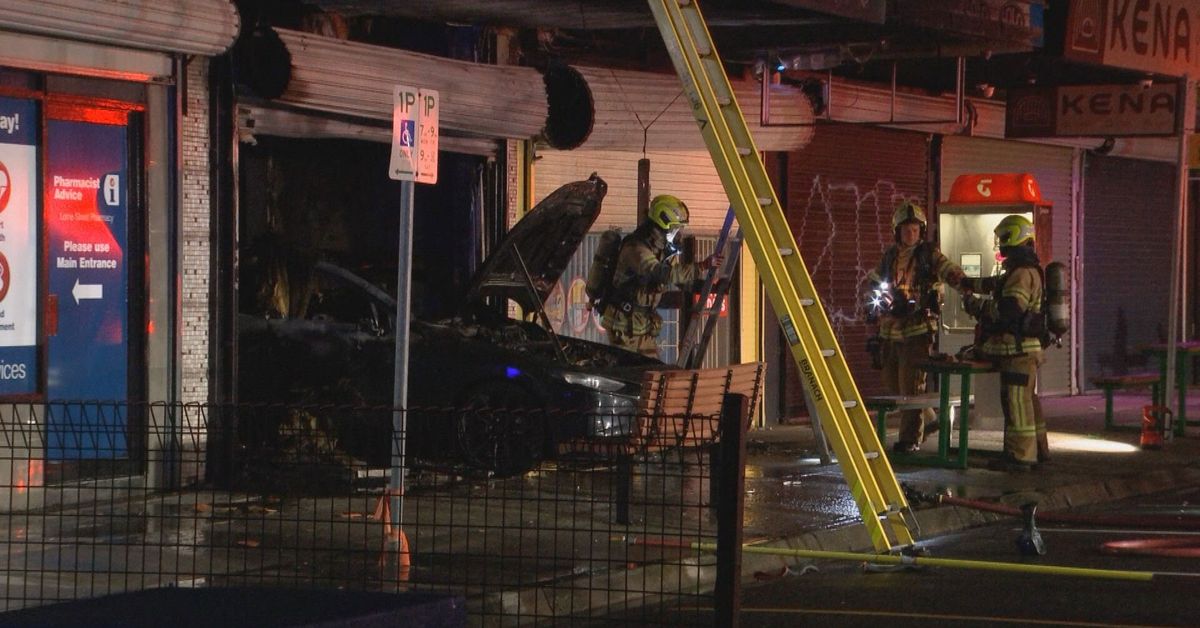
[937,173,1053,430]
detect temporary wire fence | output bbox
[0,399,750,626]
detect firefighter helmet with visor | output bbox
[891,201,927,242]
[647,194,689,231]
[994,214,1035,248]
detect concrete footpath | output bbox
[736,390,1200,578]
[487,390,1200,620]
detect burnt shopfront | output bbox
[226,24,606,472]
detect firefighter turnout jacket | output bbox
[970,246,1045,357]
[601,224,700,338]
[869,242,965,340]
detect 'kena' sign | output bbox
[1006,83,1179,138]
[1065,0,1200,76]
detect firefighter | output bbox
[961,214,1047,471]
[601,194,721,358]
[867,201,967,453]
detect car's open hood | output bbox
[464,174,607,313]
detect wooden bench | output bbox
[558,361,765,459]
[1092,372,1161,431]
[558,362,764,524]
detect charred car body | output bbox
[239,176,667,476]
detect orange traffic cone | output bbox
[1140,405,1170,450]
[372,488,412,583]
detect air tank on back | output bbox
[1045,261,1069,346]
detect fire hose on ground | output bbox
[635,489,1200,577]
[928,491,1200,559]
[634,536,1157,581]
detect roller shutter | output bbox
[533,149,732,367]
[1081,156,1175,386]
[940,137,1074,395]
[0,0,238,56]
[237,105,501,158]
[781,125,930,417]
[575,66,813,152]
[274,28,552,143]
[534,149,729,232]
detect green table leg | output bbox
[1158,353,1168,409]
[1177,353,1189,437]
[937,374,951,463]
[957,372,971,469]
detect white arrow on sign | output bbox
[72,278,102,304]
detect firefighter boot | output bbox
[1036,432,1050,463]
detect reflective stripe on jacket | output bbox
[870,242,965,340]
[980,265,1044,356]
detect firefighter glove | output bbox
[700,253,724,271]
[962,293,984,318]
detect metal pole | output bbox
[1166,74,1193,435]
[391,181,415,526]
[1181,78,1196,342]
[714,393,748,628]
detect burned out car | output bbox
[239,176,667,476]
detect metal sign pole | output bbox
[1166,74,1193,437]
[391,180,415,527]
[386,84,436,567]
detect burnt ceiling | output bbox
[264,0,1151,99]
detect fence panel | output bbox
[0,400,744,626]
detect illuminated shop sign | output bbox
[45,118,128,459]
[0,98,39,396]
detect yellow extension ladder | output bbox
[647,0,918,554]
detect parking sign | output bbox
[389,85,419,181]
[390,86,439,184]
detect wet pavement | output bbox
[1,389,1197,623]
[739,391,1200,567]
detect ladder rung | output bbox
[799,298,814,306]
[842,400,856,408]
[737,147,752,156]
[864,451,879,460]
[821,349,836,357]
[779,247,794,256]
[758,197,773,206]
[717,96,731,106]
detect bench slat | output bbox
[865,393,963,411]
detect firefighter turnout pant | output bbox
[607,328,660,359]
[997,352,1047,464]
[881,334,935,446]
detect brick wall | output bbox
[180,57,211,404]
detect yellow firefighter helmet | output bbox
[647,195,690,230]
[891,201,927,230]
[994,214,1035,247]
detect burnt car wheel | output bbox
[456,381,547,476]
